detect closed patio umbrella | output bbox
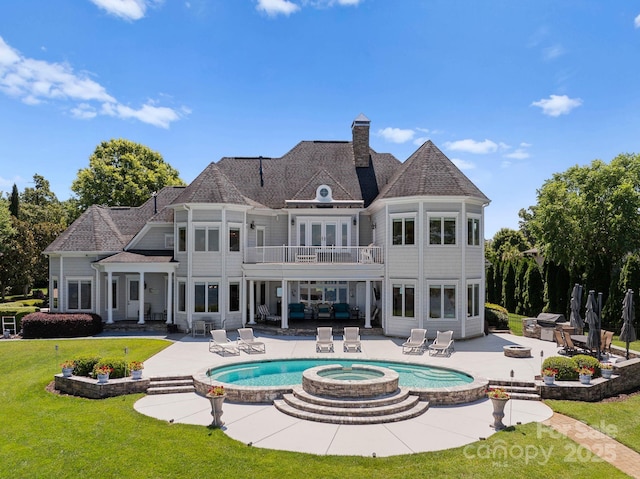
[585,290,600,355]
[569,284,583,334]
[620,289,637,360]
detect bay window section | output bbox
[392,217,415,245]
[429,284,457,319]
[194,226,220,252]
[194,281,219,313]
[392,283,415,318]
[429,216,457,245]
[467,282,480,318]
[467,217,480,246]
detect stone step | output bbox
[282,392,420,417]
[146,375,195,395]
[274,399,429,425]
[487,380,541,401]
[149,379,194,387]
[508,392,542,401]
[488,379,537,388]
[290,386,412,408]
[147,385,196,395]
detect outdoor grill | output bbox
[535,313,566,328]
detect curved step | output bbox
[274,399,429,424]
[291,386,412,408]
[282,392,420,417]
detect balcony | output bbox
[245,246,383,265]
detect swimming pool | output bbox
[207,358,473,389]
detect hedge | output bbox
[485,303,509,330]
[21,312,103,339]
[541,354,602,380]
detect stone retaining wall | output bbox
[54,374,150,399]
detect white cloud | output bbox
[504,149,530,160]
[377,127,415,144]
[635,14,640,28]
[444,139,498,154]
[451,158,475,170]
[413,136,429,146]
[543,44,565,60]
[0,175,26,190]
[257,0,300,16]
[531,94,583,117]
[89,0,161,21]
[0,36,185,128]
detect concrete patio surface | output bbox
[132,332,556,456]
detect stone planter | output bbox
[543,375,555,386]
[97,373,110,384]
[131,370,143,380]
[207,394,226,428]
[601,368,613,379]
[62,367,74,378]
[579,374,592,385]
[490,397,509,430]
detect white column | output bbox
[59,256,64,311]
[166,271,173,324]
[248,279,256,325]
[280,280,288,329]
[365,280,372,328]
[107,271,114,324]
[138,272,145,324]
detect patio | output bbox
[133,332,556,456]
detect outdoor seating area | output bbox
[237,328,266,354]
[402,328,427,354]
[428,330,455,357]
[209,329,240,356]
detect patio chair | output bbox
[316,327,334,352]
[554,329,569,355]
[402,328,427,354]
[257,304,281,323]
[601,330,614,356]
[144,303,152,321]
[316,303,332,320]
[563,334,579,356]
[237,328,266,354]
[288,303,306,321]
[192,319,206,337]
[343,326,361,352]
[332,303,351,320]
[209,329,240,356]
[428,330,454,357]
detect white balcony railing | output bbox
[245,246,383,265]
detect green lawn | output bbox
[0,338,630,479]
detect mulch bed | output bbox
[600,386,640,403]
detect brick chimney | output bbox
[352,113,370,168]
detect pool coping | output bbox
[193,356,489,406]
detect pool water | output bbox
[317,367,385,381]
[208,359,473,388]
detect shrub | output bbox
[485,303,509,330]
[542,356,578,381]
[21,312,103,338]
[93,358,128,379]
[573,354,601,378]
[73,356,101,376]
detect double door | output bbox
[300,219,349,248]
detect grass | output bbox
[0,338,631,478]
[508,313,525,336]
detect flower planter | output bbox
[579,374,591,385]
[490,397,509,430]
[543,375,555,386]
[601,369,613,379]
[207,394,226,428]
[131,370,143,380]
[97,373,110,384]
[62,367,74,378]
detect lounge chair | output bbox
[237,328,266,354]
[257,304,281,323]
[428,330,454,357]
[209,329,240,356]
[343,326,361,352]
[402,328,427,354]
[316,327,334,352]
[563,334,579,356]
[554,329,569,355]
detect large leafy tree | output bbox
[71,139,185,210]
[20,174,69,226]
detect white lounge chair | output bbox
[316,327,334,352]
[343,327,361,352]
[209,329,239,356]
[402,328,427,354]
[237,328,266,354]
[428,330,454,357]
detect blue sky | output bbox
[1,1,640,238]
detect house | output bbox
[44,115,490,339]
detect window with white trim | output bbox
[467,281,480,318]
[392,217,415,245]
[194,281,219,313]
[429,216,456,245]
[467,217,480,246]
[67,278,92,311]
[392,282,415,318]
[229,226,240,252]
[177,279,186,313]
[428,283,457,319]
[177,226,187,252]
[229,282,240,312]
[194,226,220,252]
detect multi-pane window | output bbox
[429,217,456,245]
[467,283,480,318]
[429,284,456,319]
[229,282,240,312]
[178,226,187,252]
[392,218,415,245]
[229,227,240,252]
[194,281,219,313]
[467,218,480,246]
[194,227,220,252]
[68,279,92,310]
[392,283,415,318]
